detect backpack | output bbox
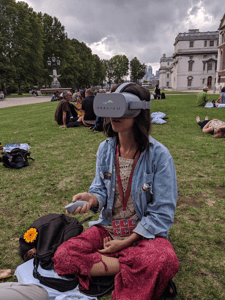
[19,214,90,292]
[2,148,34,169]
[161,93,166,99]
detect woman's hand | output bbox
[66,192,98,215]
[98,237,127,254]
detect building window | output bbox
[187,77,193,87]
[202,78,205,84]
[167,82,169,87]
[190,41,194,47]
[204,40,207,47]
[208,61,212,71]
[167,74,169,78]
[203,62,205,71]
[209,40,214,47]
[218,75,221,83]
[188,60,194,71]
[203,55,207,58]
[167,62,169,66]
[222,34,224,44]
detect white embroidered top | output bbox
[102,156,139,240]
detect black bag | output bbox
[19,213,90,292]
[161,92,166,99]
[2,148,34,169]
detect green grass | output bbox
[5,93,32,98]
[0,95,225,299]
[149,89,199,94]
[5,93,47,98]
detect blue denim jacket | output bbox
[89,136,177,239]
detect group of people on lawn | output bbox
[54,88,100,129]
[196,86,225,138]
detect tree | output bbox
[102,59,114,88]
[130,57,146,83]
[92,55,106,86]
[59,38,82,88]
[0,0,44,93]
[110,55,129,83]
[38,13,67,87]
[69,39,96,87]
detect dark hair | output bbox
[221,87,225,93]
[217,126,225,135]
[79,90,85,99]
[104,84,151,152]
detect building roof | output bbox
[174,29,219,45]
[218,14,225,30]
[160,54,173,63]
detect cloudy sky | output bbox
[17,0,224,74]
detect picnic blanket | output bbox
[14,259,97,300]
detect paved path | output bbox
[0,96,51,108]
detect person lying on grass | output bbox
[196,116,225,138]
[52,84,179,300]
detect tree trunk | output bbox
[18,82,22,95]
[2,83,7,95]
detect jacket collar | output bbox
[107,135,155,148]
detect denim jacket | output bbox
[89,136,177,239]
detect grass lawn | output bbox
[5,93,32,98]
[0,94,225,299]
[149,89,199,94]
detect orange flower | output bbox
[24,228,38,243]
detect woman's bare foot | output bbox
[205,116,209,120]
[196,116,200,122]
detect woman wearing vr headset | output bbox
[53,83,179,299]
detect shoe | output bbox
[67,121,81,128]
[79,275,114,297]
[159,280,177,299]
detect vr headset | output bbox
[93,82,151,118]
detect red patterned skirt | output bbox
[52,226,179,300]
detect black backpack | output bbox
[2,148,34,169]
[19,214,90,292]
[161,92,166,99]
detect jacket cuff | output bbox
[133,222,155,240]
[90,193,104,213]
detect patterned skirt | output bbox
[52,226,179,300]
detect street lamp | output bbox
[47,55,60,68]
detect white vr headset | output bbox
[93,82,151,118]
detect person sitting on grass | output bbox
[77,88,96,127]
[73,90,85,117]
[196,116,225,138]
[153,84,161,99]
[215,87,225,106]
[52,84,179,300]
[54,91,78,128]
[196,86,209,106]
[51,91,61,101]
[0,91,4,100]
